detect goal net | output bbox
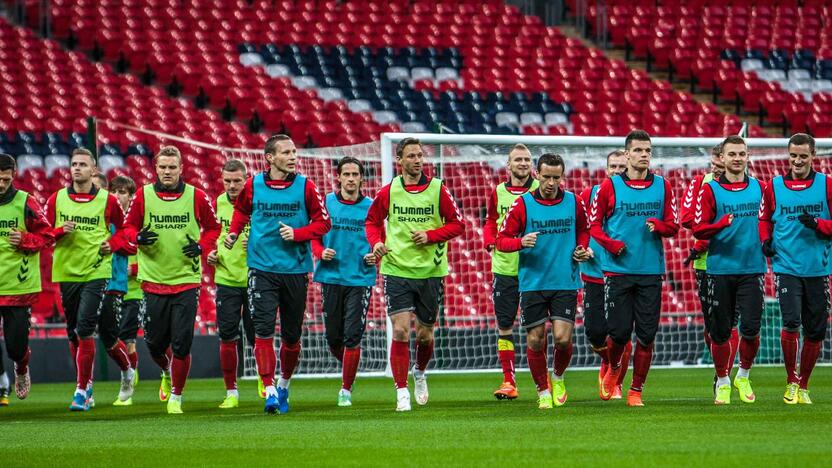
[95,121,832,378]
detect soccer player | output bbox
[579,149,630,400]
[311,156,377,407]
[496,153,591,409]
[590,130,679,406]
[365,137,464,412]
[115,145,221,414]
[680,144,736,391]
[0,154,52,403]
[111,175,142,397]
[206,159,256,409]
[225,134,330,414]
[759,133,832,404]
[693,135,766,405]
[46,148,125,411]
[482,143,537,400]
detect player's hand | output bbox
[486,243,494,252]
[363,253,377,266]
[410,230,429,245]
[520,232,538,248]
[761,239,777,258]
[182,234,202,258]
[646,220,656,232]
[8,228,22,247]
[611,241,627,256]
[279,222,294,241]
[720,214,734,226]
[136,223,158,245]
[321,248,336,261]
[207,249,218,265]
[241,235,248,249]
[373,242,389,257]
[99,241,112,255]
[798,210,819,230]
[572,245,591,262]
[224,232,238,249]
[62,221,76,233]
[683,248,701,266]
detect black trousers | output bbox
[0,306,31,364]
[248,269,307,343]
[604,275,663,346]
[322,283,372,349]
[706,274,764,343]
[582,281,607,349]
[142,289,199,358]
[776,274,831,342]
[59,279,107,343]
[216,284,255,343]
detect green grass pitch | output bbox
[3,367,830,467]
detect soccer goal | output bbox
[94,120,832,378]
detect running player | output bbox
[207,159,256,409]
[225,134,330,414]
[365,137,465,411]
[759,133,832,404]
[312,156,377,407]
[496,153,591,409]
[579,149,629,399]
[46,148,125,411]
[693,135,766,404]
[483,143,537,400]
[590,130,679,406]
[0,154,52,404]
[116,146,221,414]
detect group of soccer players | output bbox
[0,128,828,412]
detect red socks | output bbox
[329,344,344,363]
[342,347,361,391]
[279,341,301,380]
[128,351,138,370]
[69,339,78,366]
[254,337,276,387]
[220,340,238,391]
[630,342,654,392]
[526,347,549,392]
[498,346,517,386]
[553,342,573,377]
[739,335,760,370]
[781,330,800,384]
[618,340,632,385]
[170,354,191,396]
[76,337,95,390]
[415,340,434,372]
[711,341,732,378]
[106,341,131,372]
[607,337,626,369]
[728,328,739,373]
[390,340,410,389]
[800,339,823,389]
[15,347,30,375]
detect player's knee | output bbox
[804,326,827,343]
[526,328,545,351]
[101,336,118,350]
[343,336,361,349]
[170,342,191,358]
[554,336,571,349]
[327,337,344,350]
[6,345,26,362]
[280,332,301,346]
[739,324,761,340]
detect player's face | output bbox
[113,188,133,211]
[625,140,652,171]
[338,162,362,195]
[0,169,13,195]
[537,163,563,198]
[788,143,814,179]
[268,140,297,174]
[606,154,627,177]
[720,143,748,175]
[397,144,424,178]
[222,170,246,200]
[710,155,725,179]
[92,174,107,190]
[155,155,182,188]
[70,154,95,184]
[507,149,532,180]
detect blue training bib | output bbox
[705,177,767,275]
[603,175,666,275]
[771,173,832,276]
[518,191,581,292]
[313,193,376,287]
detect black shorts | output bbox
[99,293,123,349]
[118,299,141,342]
[776,274,831,342]
[519,290,578,329]
[694,268,710,331]
[383,275,444,326]
[582,280,607,348]
[59,279,108,342]
[0,306,31,362]
[248,269,308,343]
[321,283,372,348]
[216,284,255,343]
[604,274,663,346]
[706,274,764,343]
[142,288,199,358]
[492,273,520,330]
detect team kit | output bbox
[0,129,829,414]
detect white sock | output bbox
[170,394,182,403]
[552,372,563,381]
[75,388,87,398]
[412,368,425,379]
[0,372,9,389]
[736,367,750,379]
[265,385,277,397]
[396,387,409,399]
[227,389,239,398]
[716,376,730,387]
[538,389,551,398]
[121,368,134,381]
[339,388,351,396]
[277,377,290,389]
